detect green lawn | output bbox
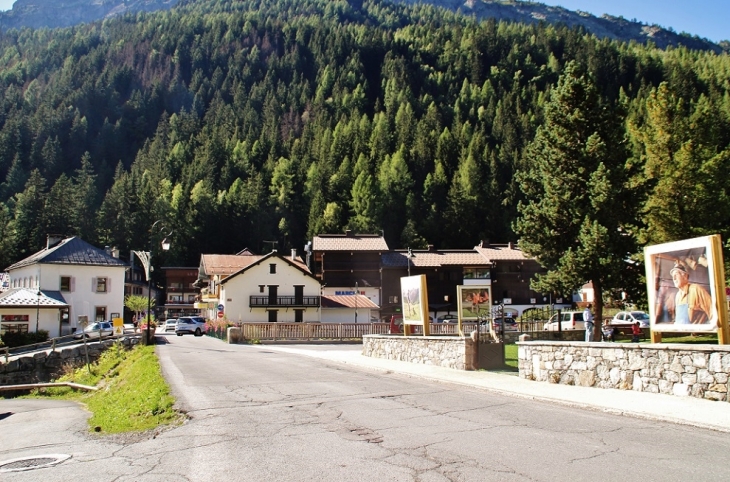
[25,343,183,433]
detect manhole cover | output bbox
[0,454,71,473]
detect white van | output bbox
[543,311,586,331]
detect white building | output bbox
[2,236,128,337]
[219,250,321,323]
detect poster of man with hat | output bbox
[644,235,729,338]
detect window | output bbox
[188,295,196,303]
[95,306,107,321]
[60,276,71,291]
[269,263,277,274]
[463,268,490,279]
[388,296,399,304]
[294,309,304,323]
[96,277,108,293]
[259,285,265,293]
[170,295,183,302]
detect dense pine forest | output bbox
[0,0,729,302]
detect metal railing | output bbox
[227,322,481,341]
[249,296,320,308]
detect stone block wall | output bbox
[363,334,472,370]
[518,341,730,401]
[0,337,139,386]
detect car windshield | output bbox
[632,312,650,320]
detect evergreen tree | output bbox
[514,62,638,329]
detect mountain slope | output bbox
[0,0,179,31]
[0,0,724,53]
[394,0,724,53]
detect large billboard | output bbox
[456,285,492,320]
[400,275,430,336]
[644,235,728,337]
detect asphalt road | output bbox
[2,334,730,481]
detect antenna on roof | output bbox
[263,240,278,252]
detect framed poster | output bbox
[400,275,430,335]
[644,235,728,336]
[457,285,492,320]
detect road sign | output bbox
[217,311,224,318]
[217,304,224,311]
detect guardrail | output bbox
[1,329,134,361]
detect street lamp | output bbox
[134,220,172,344]
[354,281,358,324]
[35,290,41,332]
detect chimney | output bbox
[291,248,297,260]
[111,247,120,258]
[345,229,353,237]
[480,239,490,248]
[428,244,436,252]
[47,235,64,249]
[508,242,514,250]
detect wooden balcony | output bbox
[249,296,320,308]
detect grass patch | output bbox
[505,344,518,369]
[27,343,182,433]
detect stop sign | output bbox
[217,311,224,318]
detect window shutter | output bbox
[92,277,97,292]
[106,278,111,292]
[70,277,75,292]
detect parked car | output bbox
[610,311,650,328]
[175,316,207,336]
[164,318,178,333]
[543,311,586,331]
[491,318,519,332]
[73,321,114,339]
[437,314,458,323]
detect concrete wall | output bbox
[518,341,730,401]
[0,337,139,386]
[363,334,470,369]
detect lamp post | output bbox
[406,248,414,277]
[354,281,358,324]
[134,220,172,344]
[35,290,41,332]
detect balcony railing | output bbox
[249,296,320,308]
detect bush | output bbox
[1,330,49,348]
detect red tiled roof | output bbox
[313,234,389,251]
[321,294,379,309]
[382,251,491,268]
[474,244,530,261]
[201,254,261,276]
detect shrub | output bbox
[1,330,49,348]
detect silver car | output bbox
[175,316,207,336]
[610,311,651,328]
[74,321,114,339]
[164,318,178,333]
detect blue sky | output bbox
[0,0,727,43]
[534,1,727,42]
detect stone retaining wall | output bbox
[518,341,730,401]
[0,337,139,386]
[363,334,473,370]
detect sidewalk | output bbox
[262,344,730,433]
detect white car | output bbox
[610,311,650,328]
[164,318,178,332]
[175,316,207,336]
[543,311,586,331]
